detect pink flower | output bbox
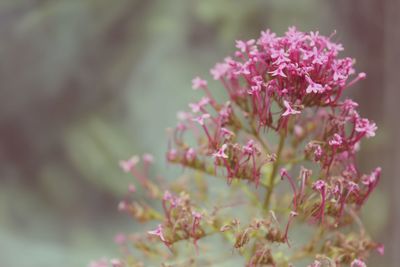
[118,201,128,212]
[192,211,202,220]
[243,140,257,156]
[192,76,208,90]
[128,184,136,193]
[308,260,322,267]
[269,64,287,78]
[114,233,126,245]
[221,128,235,139]
[192,113,211,126]
[119,156,140,173]
[313,180,326,191]
[377,243,384,256]
[177,111,192,121]
[328,133,342,146]
[235,39,255,52]
[148,224,166,242]
[163,190,172,201]
[89,259,108,267]
[305,76,325,94]
[258,29,276,47]
[351,259,366,267]
[313,180,327,222]
[185,148,196,162]
[166,149,178,161]
[142,153,154,164]
[189,97,210,113]
[210,62,229,80]
[282,100,301,116]
[271,48,290,65]
[212,144,229,159]
[110,259,123,267]
[355,118,377,138]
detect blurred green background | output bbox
[0,0,399,266]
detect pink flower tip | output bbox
[192,211,202,220]
[89,259,108,267]
[110,259,123,267]
[351,259,366,267]
[377,243,384,256]
[142,153,154,163]
[119,155,140,173]
[328,133,342,146]
[118,201,128,212]
[282,100,301,117]
[192,76,208,90]
[280,168,288,177]
[128,184,136,193]
[166,149,178,161]
[148,224,166,242]
[163,190,172,201]
[313,180,326,191]
[212,144,229,159]
[358,72,366,79]
[192,113,211,126]
[114,233,127,245]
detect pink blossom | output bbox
[235,39,255,52]
[163,190,172,201]
[271,48,290,65]
[258,29,276,47]
[305,76,325,94]
[313,145,323,161]
[142,153,154,164]
[110,259,123,267]
[89,259,108,267]
[377,244,384,255]
[114,233,126,245]
[192,113,211,126]
[128,184,136,193]
[355,118,377,138]
[192,211,202,220]
[221,127,235,139]
[177,111,192,121]
[351,259,366,267]
[328,133,342,146]
[313,180,326,191]
[166,149,178,161]
[185,148,196,162]
[192,76,208,90]
[243,140,257,156]
[212,144,229,159]
[313,180,327,222]
[269,64,287,78]
[119,156,139,173]
[308,260,322,267]
[118,201,128,212]
[282,100,301,116]
[210,62,229,80]
[189,97,210,113]
[148,224,166,242]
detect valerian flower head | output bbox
[98,27,383,267]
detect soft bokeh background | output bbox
[0,0,399,266]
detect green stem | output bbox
[263,132,286,210]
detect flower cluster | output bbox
[148,191,205,249]
[92,27,383,267]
